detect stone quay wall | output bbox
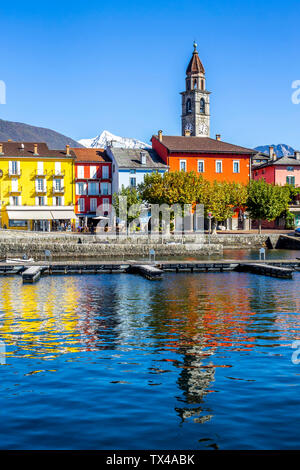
[0,230,280,260]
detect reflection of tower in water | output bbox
[150,275,255,424]
[175,339,216,424]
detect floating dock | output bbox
[21,266,48,284]
[237,263,294,279]
[127,264,164,280]
[0,259,299,283]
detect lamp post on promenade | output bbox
[208,212,212,245]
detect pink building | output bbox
[253,147,300,226]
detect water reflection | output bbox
[1,272,300,449]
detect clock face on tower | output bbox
[198,122,208,135]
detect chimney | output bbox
[33,143,39,155]
[184,129,191,137]
[294,150,300,161]
[269,145,276,161]
[158,130,163,142]
[0,143,3,154]
[140,151,147,165]
[66,145,70,156]
[216,134,221,141]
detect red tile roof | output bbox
[186,49,205,75]
[71,148,111,163]
[152,135,257,155]
[0,141,75,158]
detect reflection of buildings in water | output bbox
[0,278,85,357]
[146,274,255,423]
[246,275,300,342]
[0,276,159,358]
[109,275,156,347]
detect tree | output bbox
[247,179,290,233]
[202,181,247,232]
[112,185,141,226]
[140,171,205,207]
[140,171,208,231]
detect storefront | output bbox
[5,207,76,231]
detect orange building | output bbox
[152,132,256,185]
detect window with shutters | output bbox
[88,182,98,195]
[76,182,86,195]
[77,166,84,179]
[233,161,240,173]
[103,198,109,211]
[90,198,97,212]
[78,198,85,212]
[286,176,295,186]
[216,161,223,173]
[180,160,187,172]
[37,179,45,192]
[90,166,97,179]
[55,196,62,206]
[102,166,109,179]
[101,182,109,195]
[197,160,204,173]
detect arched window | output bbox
[186,99,192,114]
[201,79,204,90]
[200,98,205,114]
[193,79,197,89]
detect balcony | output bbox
[35,187,47,194]
[52,170,65,177]
[8,170,22,177]
[53,187,65,194]
[35,170,48,177]
[9,186,22,194]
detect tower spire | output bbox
[180,43,211,137]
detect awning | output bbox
[51,210,76,220]
[7,210,53,220]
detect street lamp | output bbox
[208,212,212,245]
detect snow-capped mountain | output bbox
[78,130,150,149]
[254,144,295,158]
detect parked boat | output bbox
[2,257,34,264]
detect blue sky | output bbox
[1,0,300,148]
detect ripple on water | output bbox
[0,272,300,449]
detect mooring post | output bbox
[259,247,266,261]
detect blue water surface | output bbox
[0,271,300,450]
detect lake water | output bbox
[1,271,300,450]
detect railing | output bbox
[52,170,65,177]
[35,187,47,193]
[9,186,22,194]
[35,170,47,177]
[53,187,65,194]
[8,170,22,177]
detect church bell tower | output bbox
[181,42,210,137]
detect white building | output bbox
[106,146,168,194]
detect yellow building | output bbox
[0,141,76,230]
